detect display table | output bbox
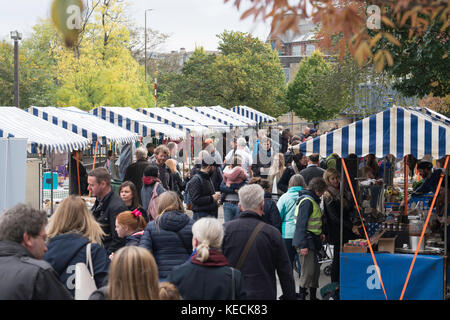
[340,252,444,300]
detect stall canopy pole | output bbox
[399,155,450,300]
[445,165,448,299]
[89,141,99,197]
[404,155,409,216]
[50,150,54,216]
[341,158,388,300]
[340,161,344,252]
[76,151,81,196]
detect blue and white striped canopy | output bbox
[191,106,250,128]
[0,107,90,154]
[90,106,185,140]
[231,105,276,123]
[27,106,140,145]
[292,106,450,159]
[409,106,450,127]
[163,107,230,132]
[210,106,257,126]
[137,108,210,136]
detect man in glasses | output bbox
[0,204,72,299]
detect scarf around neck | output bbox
[191,249,229,267]
[142,176,160,186]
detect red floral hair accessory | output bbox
[131,209,142,218]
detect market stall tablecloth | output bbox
[340,252,444,300]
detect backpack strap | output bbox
[175,231,192,254]
[235,221,265,270]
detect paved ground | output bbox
[187,205,333,300]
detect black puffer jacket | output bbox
[139,210,194,280]
[0,240,72,300]
[187,170,218,216]
[91,190,128,255]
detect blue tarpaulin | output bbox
[340,252,444,300]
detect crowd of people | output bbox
[1,124,447,301]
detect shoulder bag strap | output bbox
[231,267,236,300]
[235,221,265,270]
[175,231,192,254]
[86,243,94,278]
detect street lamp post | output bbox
[10,31,22,108]
[144,9,153,83]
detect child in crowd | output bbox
[223,155,248,187]
[115,209,147,247]
[159,282,182,300]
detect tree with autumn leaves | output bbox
[227,0,449,110]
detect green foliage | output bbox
[159,31,287,117]
[371,15,449,98]
[0,0,156,110]
[286,50,333,121]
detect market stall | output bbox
[210,105,257,126]
[137,107,210,136]
[27,106,141,204]
[90,106,185,141]
[163,106,231,133]
[0,107,90,215]
[231,105,276,124]
[191,106,251,129]
[291,105,450,300]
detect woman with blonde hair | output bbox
[167,218,246,300]
[322,168,360,286]
[43,195,110,297]
[268,153,285,201]
[139,191,194,280]
[166,158,185,199]
[89,246,160,300]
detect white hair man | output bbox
[222,184,296,300]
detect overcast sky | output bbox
[0,0,272,52]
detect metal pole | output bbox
[13,39,19,108]
[144,10,147,83]
[50,151,54,216]
[340,158,344,252]
[444,163,448,299]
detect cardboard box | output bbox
[343,244,367,253]
[377,238,396,253]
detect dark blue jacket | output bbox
[292,190,322,250]
[166,250,246,300]
[139,210,194,280]
[222,211,296,300]
[91,190,128,254]
[125,231,144,246]
[412,169,442,196]
[43,233,110,297]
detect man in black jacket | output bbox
[88,167,127,255]
[123,147,149,204]
[188,155,221,220]
[299,153,326,186]
[222,184,296,300]
[0,204,72,299]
